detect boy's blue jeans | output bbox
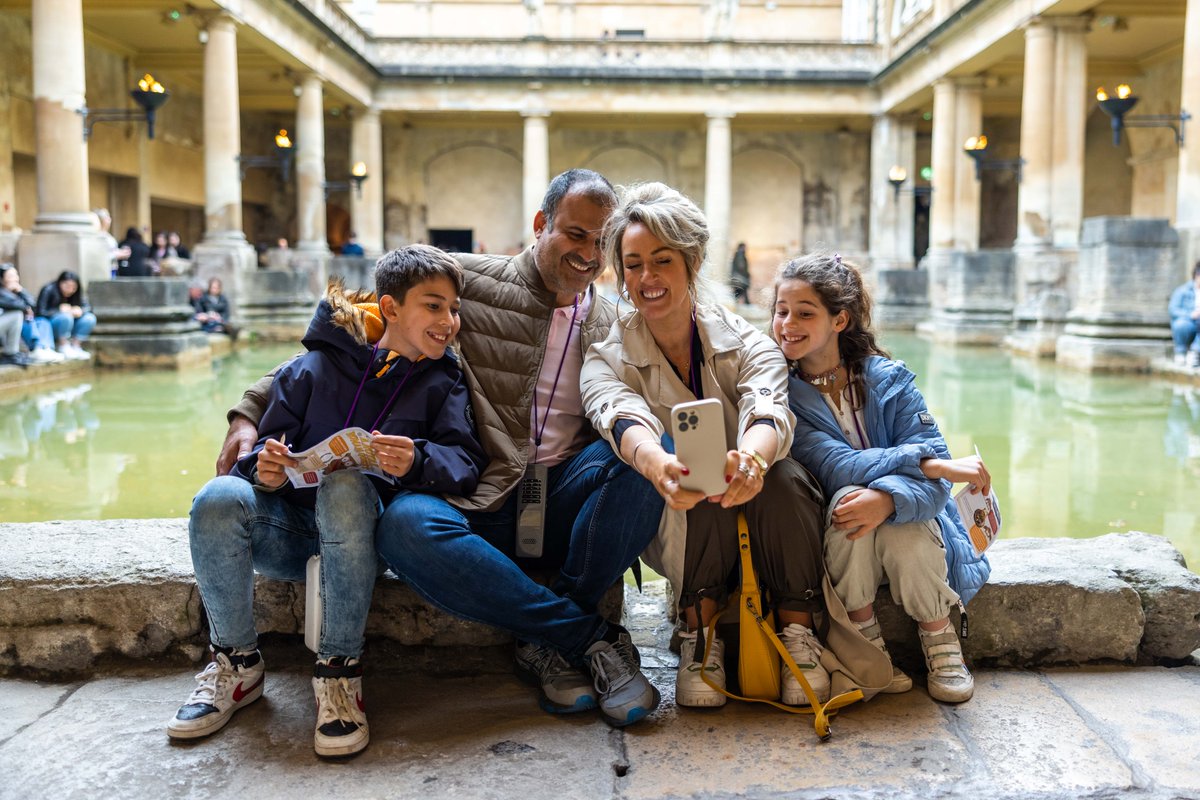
[189,472,382,660]
[376,438,663,663]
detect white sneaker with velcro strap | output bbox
[919,621,974,703]
[856,618,913,694]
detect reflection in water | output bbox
[1,337,1197,569]
[886,334,1199,570]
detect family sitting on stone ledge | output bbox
[168,169,995,759]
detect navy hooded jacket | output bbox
[233,284,488,508]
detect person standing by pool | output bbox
[580,182,835,709]
[772,252,991,703]
[215,170,665,728]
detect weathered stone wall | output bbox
[2,520,1196,677]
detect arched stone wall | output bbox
[424,144,523,254]
[582,145,668,190]
[730,147,803,302]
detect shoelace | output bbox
[589,641,635,694]
[315,677,363,727]
[684,633,723,673]
[524,645,571,681]
[186,658,231,706]
[782,625,823,668]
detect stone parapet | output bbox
[1056,217,1178,373]
[2,521,1197,678]
[872,268,928,331]
[239,269,317,342]
[87,278,212,369]
[919,249,1014,344]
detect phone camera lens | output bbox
[688,415,698,425]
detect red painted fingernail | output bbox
[725,475,732,483]
[681,467,690,475]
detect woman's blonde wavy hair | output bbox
[601,182,716,307]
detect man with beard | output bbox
[214,170,663,728]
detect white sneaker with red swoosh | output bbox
[167,648,265,739]
[312,656,368,758]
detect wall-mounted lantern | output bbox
[79,74,170,141]
[238,129,295,182]
[1096,84,1190,146]
[963,135,1024,182]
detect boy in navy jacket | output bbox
[169,245,487,757]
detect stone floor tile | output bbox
[1043,666,1200,793]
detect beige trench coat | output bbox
[580,302,795,592]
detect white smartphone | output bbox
[670,398,728,497]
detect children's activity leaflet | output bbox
[281,427,393,488]
[955,481,1002,558]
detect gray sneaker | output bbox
[919,623,974,703]
[584,626,661,727]
[514,641,597,714]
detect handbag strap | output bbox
[698,513,864,740]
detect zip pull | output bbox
[958,600,969,639]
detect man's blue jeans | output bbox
[1172,317,1199,355]
[376,438,663,663]
[189,472,382,660]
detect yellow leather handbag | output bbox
[699,513,865,740]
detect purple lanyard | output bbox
[687,306,700,398]
[531,295,581,455]
[343,342,421,431]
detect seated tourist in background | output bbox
[168,245,487,758]
[0,265,64,365]
[194,277,231,334]
[1169,261,1200,368]
[773,252,991,704]
[35,271,95,361]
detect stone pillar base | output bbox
[0,230,21,263]
[291,250,331,300]
[239,269,317,342]
[328,255,375,292]
[1005,322,1065,358]
[919,249,1014,344]
[16,228,110,289]
[1010,246,1076,359]
[873,268,928,331]
[192,237,257,325]
[1055,333,1171,373]
[1176,225,1200,281]
[88,278,212,369]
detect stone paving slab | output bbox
[3,658,1198,800]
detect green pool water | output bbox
[1,336,1197,570]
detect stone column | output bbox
[522,110,550,242]
[705,111,734,286]
[190,14,256,321]
[1176,0,1200,274]
[0,72,19,261]
[296,74,329,254]
[952,79,983,251]
[927,80,958,256]
[1009,18,1069,357]
[869,115,924,329]
[1016,20,1057,248]
[350,107,384,256]
[868,114,916,269]
[1051,18,1090,249]
[16,0,107,289]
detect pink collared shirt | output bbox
[528,290,592,467]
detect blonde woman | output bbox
[580,182,830,708]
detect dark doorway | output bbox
[429,228,474,253]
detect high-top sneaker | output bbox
[312,656,369,757]
[584,624,661,727]
[779,624,831,706]
[855,618,913,693]
[514,641,597,714]
[919,621,974,703]
[167,647,265,739]
[675,629,727,708]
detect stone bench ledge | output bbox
[1,521,1197,676]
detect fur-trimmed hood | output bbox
[306,279,384,351]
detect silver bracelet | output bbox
[631,439,658,471]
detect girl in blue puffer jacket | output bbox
[772,252,992,704]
